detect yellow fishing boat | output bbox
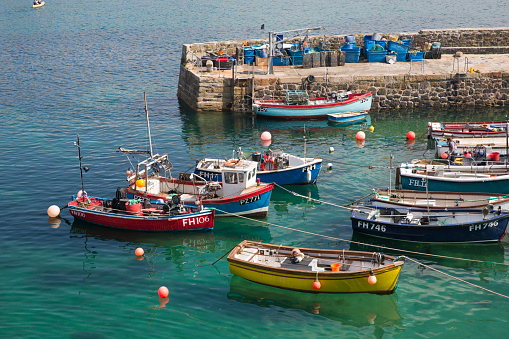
[227,240,405,294]
[33,1,45,8]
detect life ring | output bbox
[224,159,241,167]
[260,158,277,171]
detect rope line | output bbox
[403,256,509,300]
[212,207,509,267]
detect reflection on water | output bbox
[70,219,216,250]
[350,232,507,275]
[228,275,402,331]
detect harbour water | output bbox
[1,1,509,337]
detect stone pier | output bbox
[177,28,509,112]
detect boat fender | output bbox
[260,158,277,171]
[225,159,241,167]
[306,75,315,83]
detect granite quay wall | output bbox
[177,28,509,112]
[253,73,509,110]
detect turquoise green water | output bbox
[2,1,509,338]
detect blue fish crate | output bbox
[364,40,375,52]
[342,42,356,49]
[395,52,407,62]
[366,50,387,63]
[402,39,412,47]
[375,40,386,49]
[273,56,290,66]
[387,40,409,54]
[341,47,360,63]
[407,51,424,61]
[243,46,255,65]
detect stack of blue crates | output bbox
[340,45,360,63]
[387,40,410,62]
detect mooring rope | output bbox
[211,207,509,299]
[403,256,509,300]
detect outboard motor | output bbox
[252,152,262,163]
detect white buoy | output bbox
[307,170,312,182]
[327,163,333,171]
[329,146,334,153]
[47,205,60,218]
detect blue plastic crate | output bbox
[364,40,375,52]
[387,40,409,54]
[273,56,290,66]
[395,52,407,62]
[407,51,424,61]
[343,48,360,63]
[402,39,412,47]
[342,42,356,49]
[243,46,255,65]
[366,50,387,62]
[375,40,386,49]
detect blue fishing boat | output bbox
[194,148,322,185]
[123,153,274,218]
[253,90,372,119]
[327,110,369,124]
[398,160,509,194]
[351,205,509,243]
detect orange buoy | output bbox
[312,279,321,290]
[135,248,144,257]
[356,131,365,140]
[261,131,272,141]
[136,178,146,188]
[441,152,448,159]
[47,205,60,218]
[158,286,169,298]
[368,271,377,285]
[407,131,415,139]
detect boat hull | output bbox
[399,171,509,194]
[127,183,274,218]
[254,93,372,119]
[428,121,509,139]
[227,241,403,294]
[33,2,45,8]
[351,209,509,243]
[195,161,322,185]
[68,199,215,232]
[327,111,368,123]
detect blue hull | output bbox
[400,174,509,194]
[351,209,509,243]
[195,162,321,185]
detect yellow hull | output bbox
[33,2,45,8]
[227,240,404,294]
[229,261,402,294]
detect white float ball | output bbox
[47,205,60,218]
[329,147,334,153]
[261,131,272,141]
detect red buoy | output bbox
[406,131,415,140]
[158,286,169,298]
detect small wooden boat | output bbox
[327,110,369,123]
[351,205,509,243]
[68,194,215,232]
[194,147,322,185]
[398,159,509,194]
[227,240,404,294]
[370,189,509,211]
[428,121,508,139]
[32,1,45,8]
[253,90,372,119]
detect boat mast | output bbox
[76,133,85,201]
[303,125,307,163]
[144,92,154,159]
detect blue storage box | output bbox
[343,42,356,49]
[341,47,360,63]
[402,39,412,47]
[244,47,255,65]
[375,40,386,49]
[387,40,409,54]
[407,51,424,61]
[287,48,303,65]
[273,56,290,66]
[345,35,355,43]
[395,52,407,62]
[366,50,387,62]
[364,40,375,52]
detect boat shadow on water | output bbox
[228,275,402,329]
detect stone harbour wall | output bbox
[252,73,509,110]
